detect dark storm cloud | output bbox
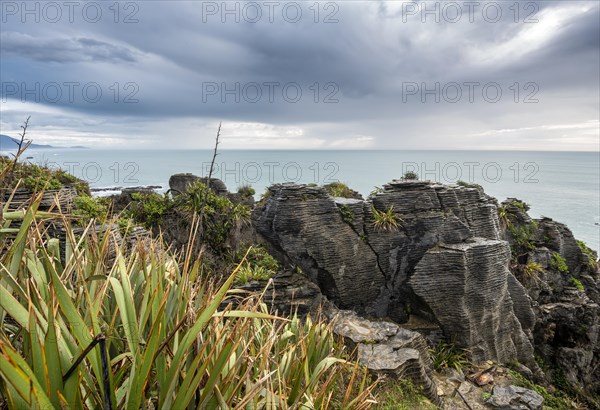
[1,32,138,63]
[0,1,598,149]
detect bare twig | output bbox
[198,122,221,242]
[454,386,474,410]
[1,117,32,219]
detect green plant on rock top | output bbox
[126,191,173,228]
[512,199,530,212]
[237,184,255,197]
[402,171,418,181]
[369,186,384,197]
[325,181,355,198]
[372,206,400,232]
[551,252,569,274]
[456,180,482,189]
[1,157,90,194]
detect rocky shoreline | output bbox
[6,169,598,408]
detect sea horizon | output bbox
[6,147,599,252]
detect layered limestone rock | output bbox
[253,180,600,402]
[410,240,535,365]
[252,184,385,313]
[252,181,536,369]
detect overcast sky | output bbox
[1,0,598,150]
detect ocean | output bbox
[8,149,600,252]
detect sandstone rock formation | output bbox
[253,182,536,367]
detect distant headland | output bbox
[0,134,88,150]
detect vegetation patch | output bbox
[125,191,174,228]
[569,276,584,291]
[325,181,355,198]
[402,171,418,180]
[237,184,255,197]
[0,201,376,409]
[73,195,109,223]
[456,180,482,189]
[372,206,400,232]
[123,182,251,251]
[576,240,598,271]
[369,186,384,196]
[514,261,544,285]
[339,205,354,224]
[1,157,89,195]
[509,222,538,253]
[230,244,280,284]
[507,368,583,409]
[550,252,569,274]
[373,379,436,410]
[430,342,471,372]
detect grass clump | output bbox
[569,276,585,291]
[230,245,280,284]
[73,195,109,222]
[509,222,538,252]
[372,206,400,232]
[369,186,384,197]
[402,171,418,180]
[513,200,530,211]
[325,182,355,198]
[237,184,255,197]
[576,240,598,270]
[430,342,471,372]
[514,261,544,285]
[373,379,436,409]
[551,252,569,274]
[0,199,376,409]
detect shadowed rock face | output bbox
[252,181,537,369]
[410,240,535,365]
[252,184,384,312]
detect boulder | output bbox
[326,307,441,406]
[486,385,543,410]
[168,173,227,195]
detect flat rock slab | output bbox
[486,385,543,410]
